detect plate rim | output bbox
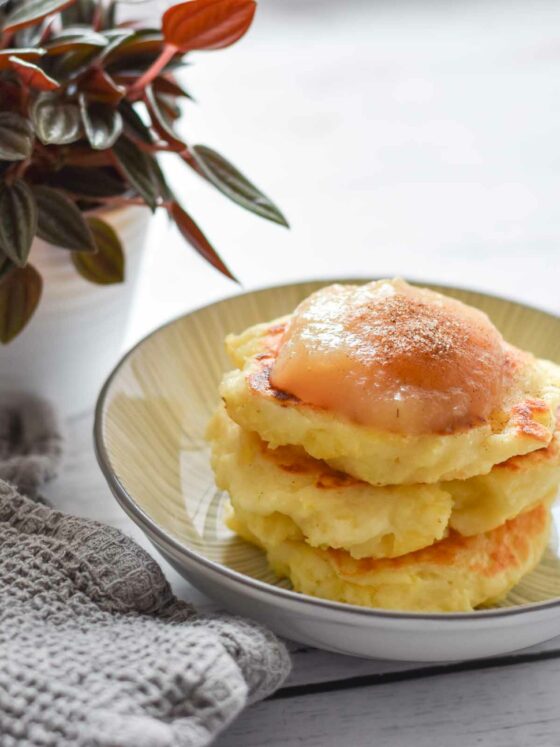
[94,276,560,624]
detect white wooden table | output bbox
[47,0,560,743]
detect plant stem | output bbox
[128,44,177,97]
[11,158,31,181]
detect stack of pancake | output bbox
[208,279,560,612]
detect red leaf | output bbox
[79,67,125,104]
[153,75,192,98]
[0,49,46,70]
[162,0,256,53]
[169,201,237,281]
[8,57,59,91]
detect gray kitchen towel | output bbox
[0,396,290,747]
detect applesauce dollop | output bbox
[269,279,506,434]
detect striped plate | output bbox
[95,280,560,661]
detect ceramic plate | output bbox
[95,280,560,661]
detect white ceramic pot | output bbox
[0,205,151,416]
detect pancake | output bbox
[220,295,560,485]
[208,405,560,558]
[228,502,552,612]
[446,433,560,535]
[208,405,453,559]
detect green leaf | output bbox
[104,0,117,29]
[0,263,42,343]
[33,186,96,252]
[0,113,34,161]
[119,99,153,144]
[80,95,123,150]
[47,166,126,198]
[154,92,181,121]
[45,28,107,55]
[0,181,38,267]
[192,145,289,227]
[31,93,82,145]
[150,155,174,202]
[3,0,76,33]
[72,216,124,284]
[145,84,185,150]
[0,252,15,283]
[51,45,100,78]
[60,0,95,25]
[169,201,236,281]
[12,24,42,47]
[112,136,158,211]
[103,31,164,67]
[99,28,134,60]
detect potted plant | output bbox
[0,0,286,414]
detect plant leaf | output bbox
[0,252,15,283]
[60,0,97,27]
[153,74,193,99]
[3,0,77,33]
[47,166,126,197]
[45,27,107,55]
[0,48,46,69]
[0,113,34,161]
[79,67,125,103]
[98,28,132,61]
[33,186,96,251]
[0,181,38,267]
[31,92,82,144]
[61,0,95,26]
[13,22,46,47]
[72,216,124,284]
[162,0,256,53]
[103,28,133,39]
[104,0,117,29]
[169,200,235,280]
[112,135,158,210]
[8,55,60,90]
[191,145,289,227]
[80,94,123,150]
[145,84,185,149]
[150,154,174,201]
[104,30,164,67]
[50,45,100,78]
[0,264,43,344]
[153,92,181,121]
[119,99,153,144]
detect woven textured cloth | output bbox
[0,397,290,747]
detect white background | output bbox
[129,0,559,349]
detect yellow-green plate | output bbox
[95,280,560,661]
